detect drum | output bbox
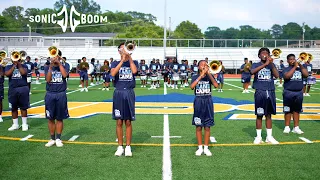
[157,72,162,80]
[140,75,147,80]
[307,76,316,85]
[180,72,187,80]
[151,74,158,81]
[172,73,180,81]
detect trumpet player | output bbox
[282,54,308,134]
[250,48,279,144]
[216,61,225,92]
[34,58,41,84]
[79,57,89,92]
[240,58,251,93]
[303,57,314,96]
[25,56,34,94]
[44,55,70,147]
[5,57,29,131]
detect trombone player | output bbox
[25,56,35,94]
[5,51,30,131]
[302,54,314,96]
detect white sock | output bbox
[22,117,27,125]
[266,129,272,137]
[294,126,299,129]
[0,115,2,119]
[13,118,18,125]
[198,145,203,150]
[256,129,262,138]
[204,145,208,150]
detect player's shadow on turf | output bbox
[273,120,284,130]
[63,127,92,139]
[29,118,46,128]
[133,131,150,143]
[242,126,257,138]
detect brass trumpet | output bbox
[0,50,8,67]
[297,52,309,64]
[11,51,21,61]
[124,41,136,55]
[208,60,222,74]
[271,48,282,59]
[48,46,62,58]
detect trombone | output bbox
[48,46,62,58]
[11,51,21,61]
[297,52,311,64]
[263,48,282,62]
[208,60,222,74]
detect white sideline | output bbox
[224,82,284,102]
[162,83,172,180]
[299,137,313,144]
[68,135,80,142]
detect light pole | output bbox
[302,22,305,47]
[27,24,31,41]
[163,0,167,61]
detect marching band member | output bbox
[185,60,191,85]
[190,60,218,156]
[166,58,173,87]
[303,57,314,96]
[95,60,102,84]
[278,60,285,87]
[111,43,138,157]
[250,48,279,144]
[240,58,251,93]
[179,60,188,88]
[191,60,198,76]
[216,61,225,92]
[149,59,158,89]
[5,59,29,131]
[34,58,41,84]
[162,59,169,86]
[79,57,89,92]
[170,58,180,89]
[282,54,308,134]
[139,59,148,88]
[89,58,96,86]
[0,64,4,122]
[155,59,162,88]
[76,59,82,87]
[44,56,70,147]
[101,60,110,91]
[25,56,34,95]
[62,57,70,82]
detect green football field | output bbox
[0,78,320,180]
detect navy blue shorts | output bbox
[283,89,303,113]
[241,73,251,83]
[279,71,283,79]
[254,90,276,116]
[112,89,135,120]
[35,70,40,77]
[192,96,214,127]
[45,91,69,120]
[0,86,4,101]
[80,72,88,81]
[103,74,110,83]
[217,74,224,84]
[8,86,30,110]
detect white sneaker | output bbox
[84,88,88,92]
[306,93,310,96]
[265,136,279,144]
[283,126,291,134]
[115,146,124,156]
[106,88,109,91]
[55,139,63,147]
[175,86,178,89]
[45,139,55,147]
[125,146,132,157]
[78,84,82,87]
[242,90,246,93]
[29,92,32,95]
[80,88,84,92]
[8,124,19,131]
[195,148,203,156]
[292,127,304,134]
[141,85,143,87]
[245,90,250,93]
[90,83,95,86]
[253,137,264,144]
[0,118,3,122]
[203,148,212,156]
[102,88,105,91]
[22,124,29,131]
[248,85,252,88]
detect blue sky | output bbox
[1,0,320,32]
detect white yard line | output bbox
[20,135,34,141]
[162,83,172,180]
[299,137,313,144]
[68,135,80,142]
[152,136,181,138]
[224,82,283,102]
